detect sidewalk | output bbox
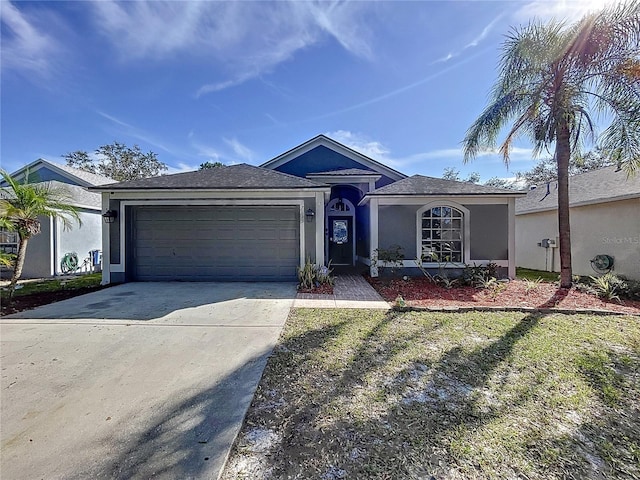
[293,273,390,309]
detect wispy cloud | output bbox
[88,1,374,96]
[326,130,392,161]
[223,137,254,163]
[466,14,504,48]
[514,0,607,23]
[434,13,503,64]
[96,110,182,158]
[1,2,62,77]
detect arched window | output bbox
[417,203,469,264]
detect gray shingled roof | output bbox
[516,166,640,214]
[92,163,328,190]
[307,168,380,176]
[48,161,115,186]
[0,181,101,209]
[366,175,525,196]
[50,181,102,209]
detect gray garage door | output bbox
[130,206,300,281]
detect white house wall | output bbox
[55,210,102,275]
[516,198,640,280]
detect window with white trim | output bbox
[420,205,464,263]
[0,228,18,255]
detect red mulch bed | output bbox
[297,284,334,295]
[366,276,640,315]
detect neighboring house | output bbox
[93,135,525,283]
[0,159,114,278]
[516,166,640,280]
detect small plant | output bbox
[373,245,405,277]
[462,262,498,287]
[524,277,543,293]
[297,257,334,290]
[589,273,623,302]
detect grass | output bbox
[222,309,640,480]
[1,273,102,298]
[516,267,559,282]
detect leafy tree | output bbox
[0,170,81,298]
[463,1,640,287]
[516,147,617,186]
[484,176,519,190]
[63,142,168,181]
[199,161,224,170]
[441,167,481,183]
[442,168,519,189]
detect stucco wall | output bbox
[516,198,640,279]
[55,210,102,275]
[468,205,508,260]
[21,216,53,278]
[378,205,418,258]
[378,203,509,262]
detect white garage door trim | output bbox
[109,199,306,275]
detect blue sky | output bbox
[1,0,613,181]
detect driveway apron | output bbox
[0,282,296,480]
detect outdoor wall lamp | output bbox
[102,209,118,224]
[305,208,315,222]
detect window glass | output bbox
[421,206,464,263]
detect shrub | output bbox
[297,258,334,290]
[373,245,405,277]
[462,262,499,288]
[589,273,623,302]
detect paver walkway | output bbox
[293,273,390,309]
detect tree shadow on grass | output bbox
[226,310,550,479]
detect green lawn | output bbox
[222,309,640,480]
[1,273,102,298]
[516,267,560,282]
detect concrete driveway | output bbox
[1,282,296,480]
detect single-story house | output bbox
[516,166,640,280]
[1,158,113,278]
[93,135,525,283]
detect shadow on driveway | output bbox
[3,282,297,322]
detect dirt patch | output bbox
[1,286,107,316]
[367,276,640,315]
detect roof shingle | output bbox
[516,166,640,214]
[92,163,328,190]
[366,175,524,196]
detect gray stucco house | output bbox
[516,166,640,280]
[93,135,524,283]
[1,159,113,278]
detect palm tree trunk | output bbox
[556,122,573,288]
[8,235,29,299]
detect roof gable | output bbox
[260,135,406,182]
[6,158,114,187]
[91,163,329,190]
[516,166,640,214]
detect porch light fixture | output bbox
[305,208,315,222]
[102,209,118,224]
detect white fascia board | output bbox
[260,135,407,181]
[360,196,514,206]
[516,193,640,215]
[306,175,382,184]
[105,188,330,200]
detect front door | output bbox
[329,217,353,265]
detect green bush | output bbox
[297,258,334,290]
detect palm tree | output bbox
[463,1,640,288]
[0,170,81,298]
